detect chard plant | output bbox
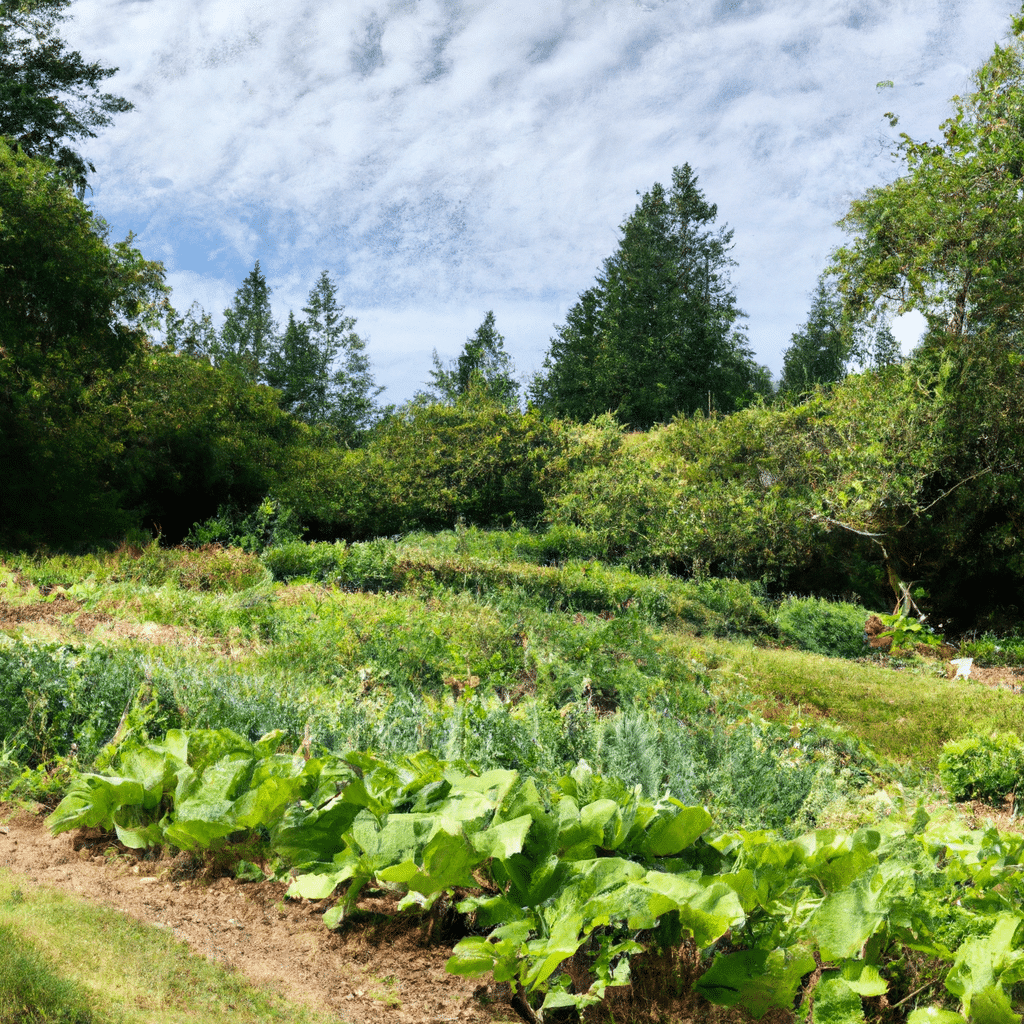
[45,728,1024,1023]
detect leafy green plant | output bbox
[776,595,871,658]
[876,609,944,654]
[48,730,1024,1024]
[938,732,1024,803]
[185,497,304,553]
[261,541,347,582]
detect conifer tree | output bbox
[218,260,276,381]
[531,165,768,428]
[777,277,852,397]
[427,311,519,408]
[301,270,382,442]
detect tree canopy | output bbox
[426,311,519,409]
[0,0,133,198]
[830,12,1024,350]
[530,164,770,430]
[0,139,169,545]
[165,266,383,445]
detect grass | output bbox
[700,637,1024,768]
[0,870,338,1024]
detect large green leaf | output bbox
[806,875,884,960]
[46,774,145,834]
[470,814,533,862]
[812,973,866,1024]
[643,872,745,947]
[162,817,235,851]
[637,803,713,858]
[377,827,479,895]
[906,1009,967,1024]
[695,947,817,1017]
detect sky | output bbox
[62,0,1020,406]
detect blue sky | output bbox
[64,0,1019,406]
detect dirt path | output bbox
[0,806,510,1024]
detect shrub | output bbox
[109,544,269,592]
[262,541,347,582]
[184,497,303,553]
[938,732,1024,803]
[776,596,871,659]
[0,640,178,770]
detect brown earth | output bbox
[0,806,511,1024]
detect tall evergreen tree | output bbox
[777,277,852,397]
[0,0,134,198]
[301,270,382,442]
[531,165,768,429]
[218,260,276,381]
[427,311,519,408]
[264,310,323,420]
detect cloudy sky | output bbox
[64,0,1018,405]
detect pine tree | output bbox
[264,310,324,420]
[530,165,767,428]
[218,260,277,381]
[301,270,383,442]
[427,311,519,408]
[777,277,852,397]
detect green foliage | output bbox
[776,596,870,659]
[104,351,305,542]
[45,729,1024,1023]
[531,164,770,429]
[958,633,1024,667]
[426,311,519,409]
[875,609,944,655]
[0,0,134,199]
[215,260,277,382]
[938,732,1024,803]
[778,276,854,397]
[302,397,550,536]
[261,540,347,582]
[830,12,1024,345]
[0,639,174,773]
[0,139,169,548]
[186,497,303,554]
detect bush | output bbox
[185,496,304,553]
[776,596,870,659]
[0,640,177,770]
[109,544,269,592]
[262,541,347,582]
[938,731,1024,803]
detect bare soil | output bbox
[0,806,511,1024]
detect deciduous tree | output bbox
[0,139,169,545]
[0,0,133,197]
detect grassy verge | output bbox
[702,638,1024,768]
[0,869,335,1024]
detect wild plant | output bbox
[776,594,871,658]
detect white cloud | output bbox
[65,0,1019,399]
